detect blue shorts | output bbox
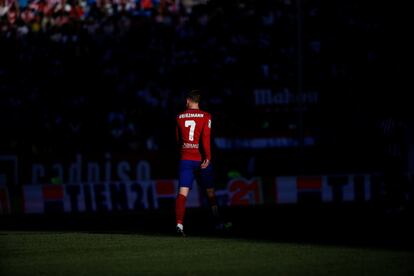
[178,160,214,190]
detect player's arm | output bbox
[200,115,212,169]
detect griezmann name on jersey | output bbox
[176,109,212,161]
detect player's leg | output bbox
[176,160,195,236]
[176,187,189,236]
[206,187,219,218]
[199,164,223,226]
[199,164,232,231]
[206,187,233,230]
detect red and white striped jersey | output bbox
[176,109,212,161]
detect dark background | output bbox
[1,0,413,247]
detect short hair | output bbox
[186,90,201,103]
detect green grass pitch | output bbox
[1,231,413,275]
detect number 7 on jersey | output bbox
[185,120,196,141]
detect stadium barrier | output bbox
[1,154,410,215]
[18,174,382,214]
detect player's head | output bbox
[186,90,201,108]
[186,90,201,103]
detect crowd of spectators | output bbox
[2,0,404,175]
[1,0,320,155]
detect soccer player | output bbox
[175,89,221,236]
